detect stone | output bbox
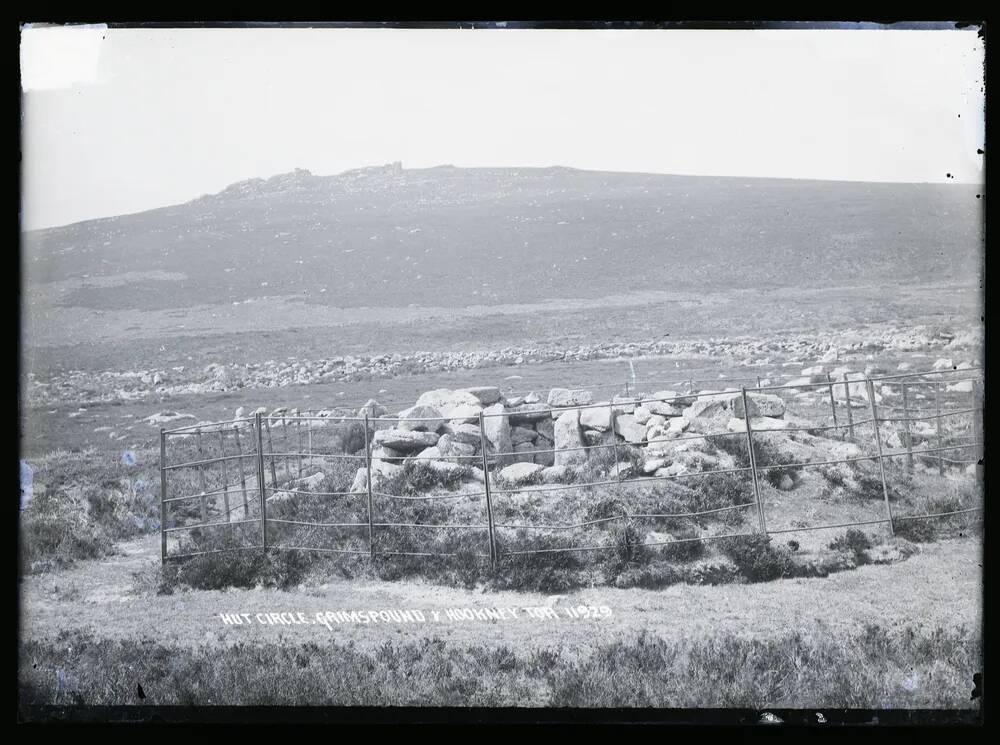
[508,403,553,424]
[540,465,569,483]
[357,399,388,419]
[458,386,502,405]
[510,426,538,445]
[554,410,588,466]
[653,390,696,406]
[513,442,537,464]
[372,428,439,451]
[612,395,639,414]
[683,392,741,421]
[506,396,525,407]
[350,460,403,493]
[646,399,684,417]
[437,434,477,459]
[440,423,482,446]
[582,429,612,447]
[482,403,512,465]
[642,457,666,475]
[426,460,469,478]
[396,404,444,432]
[534,417,555,444]
[498,462,544,485]
[372,445,405,461]
[614,413,647,444]
[646,414,667,429]
[547,388,594,407]
[580,405,613,432]
[523,392,541,404]
[414,388,482,417]
[633,405,652,425]
[726,416,790,433]
[732,393,786,419]
[411,446,443,463]
[447,403,484,423]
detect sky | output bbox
[20,25,985,231]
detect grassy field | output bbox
[19,623,982,709]
[18,533,982,708]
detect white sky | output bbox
[20,26,985,231]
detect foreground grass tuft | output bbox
[19,624,981,709]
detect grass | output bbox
[19,447,161,573]
[19,623,982,709]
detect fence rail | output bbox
[160,367,984,565]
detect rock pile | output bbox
[344,385,794,492]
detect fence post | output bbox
[233,424,249,516]
[935,382,944,476]
[363,413,375,559]
[195,428,208,522]
[901,382,913,472]
[296,418,304,478]
[972,380,984,484]
[264,416,279,488]
[478,412,498,572]
[756,375,762,389]
[218,429,232,529]
[826,373,839,433]
[159,428,167,564]
[282,417,292,481]
[843,374,855,440]
[866,379,895,537]
[624,371,630,397]
[255,413,268,551]
[740,388,767,536]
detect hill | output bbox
[22,165,983,314]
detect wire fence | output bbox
[159,365,984,565]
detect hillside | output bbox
[22,165,983,313]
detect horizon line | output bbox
[21,163,984,233]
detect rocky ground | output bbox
[22,322,983,410]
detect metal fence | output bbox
[159,366,984,566]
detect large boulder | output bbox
[440,422,482,446]
[437,434,478,459]
[732,393,786,419]
[726,416,791,434]
[547,388,594,408]
[614,413,647,444]
[447,403,484,423]
[498,462,544,486]
[646,399,684,417]
[683,391,741,421]
[372,428,439,451]
[482,403,512,465]
[350,460,403,493]
[457,386,502,405]
[395,404,445,432]
[540,465,570,483]
[554,410,588,466]
[414,389,482,417]
[508,403,553,424]
[580,405,613,432]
